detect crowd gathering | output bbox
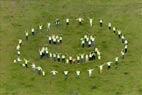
[13,17,128,78]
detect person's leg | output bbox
[26,36,28,40]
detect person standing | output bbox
[76,70,81,79]
[107,61,113,69]
[31,28,35,36]
[99,65,104,74]
[25,31,29,40]
[66,18,70,25]
[99,19,103,27]
[89,18,93,27]
[77,17,84,25]
[47,22,51,31]
[108,22,111,30]
[115,57,119,65]
[64,71,69,80]
[50,70,58,76]
[88,69,94,77]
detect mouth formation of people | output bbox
[13,18,128,78]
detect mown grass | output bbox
[0,0,142,95]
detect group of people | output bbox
[13,39,46,76]
[96,19,129,73]
[80,35,95,48]
[55,17,93,27]
[106,21,128,58]
[23,17,97,41]
[14,57,46,76]
[38,44,101,64]
[49,69,95,79]
[48,35,62,44]
[13,17,129,77]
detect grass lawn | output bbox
[0,0,142,95]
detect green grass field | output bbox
[0,0,142,95]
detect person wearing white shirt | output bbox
[13,59,17,64]
[17,51,20,56]
[97,50,101,56]
[45,46,48,52]
[49,53,52,58]
[16,44,20,51]
[121,50,125,59]
[85,54,89,62]
[77,18,84,25]
[113,27,116,33]
[66,59,69,64]
[84,35,88,41]
[86,37,89,42]
[59,36,62,43]
[99,19,103,27]
[66,18,69,25]
[88,69,94,77]
[124,45,128,53]
[48,36,52,44]
[115,57,119,65]
[57,54,60,62]
[24,58,29,68]
[39,25,43,30]
[72,58,76,64]
[18,39,22,46]
[57,39,60,44]
[99,65,104,74]
[53,38,56,44]
[89,53,92,61]
[22,63,26,67]
[42,71,45,76]
[107,61,113,69]
[25,31,29,40]
[17,57,22,62]
[117,30,122,38]
[77,56,80,63]
[45,49,49,58]
[62,55,65,62]
[31,63,36,70]
[76,70,80,78]
[69,56,73,64]
[108,22,111,29]
[64,71,69,80]
[81,40,85,47]
[89,18,93,27]
[55,18,60,25]
[88,40,92,47]
[51,70,58,76]
[91,37,95,46]
[55,35,59,39]
[53,53,56,61]
[80,54,84,63]
[39,50,43,59]
[124,40,128,45]
[36,66,43,75]
[98,55,101,60]
[92,52,96,60]
[31,28,35,36]
[41,47,45,52]
[47,22,51,31]
[121,35,125,43]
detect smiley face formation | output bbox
[13,18,128,78]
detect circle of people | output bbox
[13,17,128,78]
